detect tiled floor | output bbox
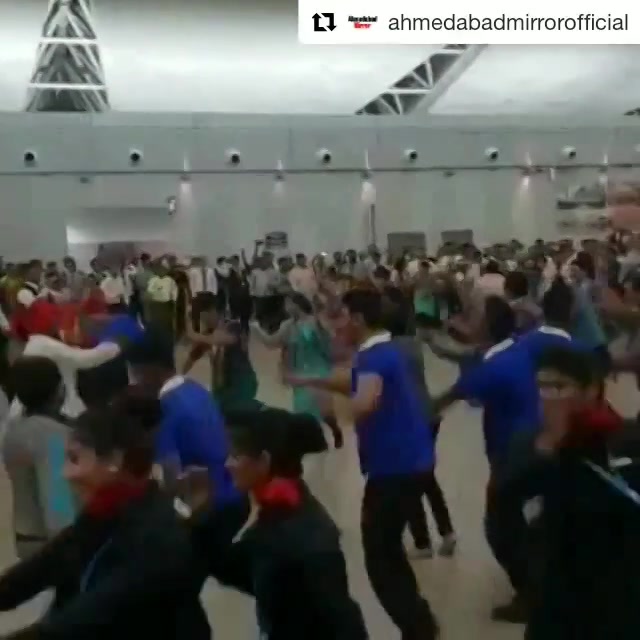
[0,340,636,639]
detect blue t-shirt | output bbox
[352,339,434,478]
[517,326,581,363]
[97,315,145,346]
[454,339,540,466]
[157,378,239,506]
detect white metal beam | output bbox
[26,0,110,113]
[357,44,487,116]
[27,82,106,91]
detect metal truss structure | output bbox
[356,44,487,115]
[26,0,109,113]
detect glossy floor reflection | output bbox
[0,340,636,639]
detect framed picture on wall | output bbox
[553,170,609,236]
[441,229,474,245]
[387,232,426,260]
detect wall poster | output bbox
[553,167,640,235]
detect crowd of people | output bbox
[0,229,638,639]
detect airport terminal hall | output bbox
[1,1,640,639]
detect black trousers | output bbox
[254,295,286,334]
[362,474,439,640]
[77,355,130,410]
[407,471,454,548]
[406,420,454,547]
[191,292,217,331]
[0,332,12,400]
[228,293,252,333]
[128,291,144,324]
[484,472,531,594]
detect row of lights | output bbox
[17,146,637,168]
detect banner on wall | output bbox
[552,168,640,236]
[264,231,289,258]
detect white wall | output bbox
[0,113,638,260]
[0,0,435,114]
[0,168,619,261]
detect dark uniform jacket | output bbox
[197,483,368,640]
[495,434,640,640]
[0,484,210,640]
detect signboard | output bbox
[264,231,289,258]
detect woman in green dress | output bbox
[413,261,443,331]
[184,301,262,413]
[251,293,342,448]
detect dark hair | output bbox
[484,260,502,275]
[373,265,390,281]
[126,328,175,370]
[197,292,218,313]
[536,346,603,389]
[72,389,161,476]
[504,270,529,298]
[572,251,596,280]
[484,295,516,343]
[382,288,411,337]
[393,257,406,273]
[288,292,313,315]
[26,259,41,273]
[342,289,384,328]
[216,256,226,265]
[225,408,327,477]
[542,277,574,326]
[12,356,61,414]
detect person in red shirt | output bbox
[81,275,108,317]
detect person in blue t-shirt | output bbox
[430,297,541,622]
[518,277,591,365]
[432,296,540,471]
[77,314,145,410]
[127,330,239,508]
[288,289,439,640]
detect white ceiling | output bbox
[0,0,435,114]
[2,3,640,117]
[429,45,640,116]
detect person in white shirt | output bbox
[146,264,178,340]
[288,253,317,300]
[7,300,124,422]
[62,256,86,303]
[42,272,69,304]
[100,266,127,313]
[16,260,44,309]
[188,256,217,332]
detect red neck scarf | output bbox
[570,402,623,439]
[253,478,302,510]
[85,479,150,519]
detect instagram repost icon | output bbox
[312,12,336,32]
